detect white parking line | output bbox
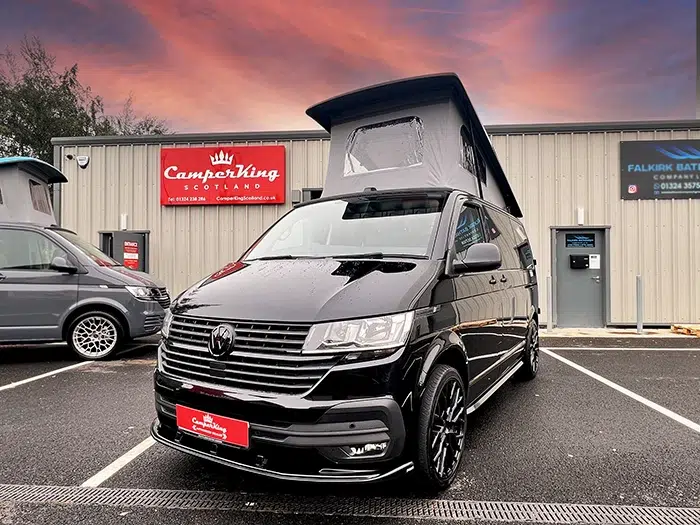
[0,361,90,392]
[542,348,700,435]
[81,437,155,488]
[542,346,699,352]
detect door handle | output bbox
[500,275,508,283]
[591,275,601,284]
[489,276,497,285]
[0,273,5,281]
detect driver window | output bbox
[453,205,485,261]
[0,229,68,271]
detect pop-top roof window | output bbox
[28,179,52,215]
[344,116,424,176]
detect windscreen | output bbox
[244,194,446,260]
[53,229,120,267]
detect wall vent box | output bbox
[99,230,151,273]
[0,157,67,226]
[304,73,523,218]
[569,254,590,269]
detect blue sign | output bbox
[565,233,595,248]
[620,140,700,200]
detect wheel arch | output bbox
[416,330,470,399]
[61,302,130,342]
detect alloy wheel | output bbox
[529,324,539,373]
[429,378,467,481]
[72,315,118,359]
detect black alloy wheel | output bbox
[415,364,468,491]
[516,319,539,380]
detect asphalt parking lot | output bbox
[0,337,699,525]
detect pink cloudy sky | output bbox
[1,0,696,133]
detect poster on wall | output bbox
[122,240,139,270]
[160,145,286,206]
[620,140,700,200]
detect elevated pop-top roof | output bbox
[0,156,68,184]
[305,73,522,217]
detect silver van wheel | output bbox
[70,314,119,359]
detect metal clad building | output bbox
[51,120,700,327]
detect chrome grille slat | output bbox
[162,362,317,392]
[168,341,333,363]
[163,354,322,382]
[235,335,305,346]
[163,315,336,395]
[164,348,333,372]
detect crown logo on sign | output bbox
[210,150,234,166]
[203,414,213,424]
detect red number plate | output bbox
[175,404,250,448]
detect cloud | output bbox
[0,0,694,131]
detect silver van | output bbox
[0,156,169,360]
[0,221,170,359]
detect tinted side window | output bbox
[0,184,4,205]
[510,219,534,269]
[0,229,68,271]
[482,208,519,269]
[453,204,485,261]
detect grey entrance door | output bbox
[555,229,606,328]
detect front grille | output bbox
[162,315,340,395]
[152,287,171,309]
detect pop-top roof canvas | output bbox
[305,73,522,217]
[0,157,67,226]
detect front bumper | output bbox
[153,371,413,483]
[129,301,165,338]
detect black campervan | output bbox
[151,73,540,491]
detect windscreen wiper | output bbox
[327,252,385,259]
[328,252,428,260]
[249,255,297,260]
[249,255,323,261]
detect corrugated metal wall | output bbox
[56,127,700,325]
[489,129,700,325]
[56,138,330,297]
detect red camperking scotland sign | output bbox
[160,145,285,206]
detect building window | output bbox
[302,188,323,202]
[28,179,52,215]
[344,116,424,176]
[460,125,487,186]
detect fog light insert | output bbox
[344,441,389,458]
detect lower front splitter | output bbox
[149,418,414,484]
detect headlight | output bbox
[161,309,173,338]
[126,286,152,300]
[302,311,414,356]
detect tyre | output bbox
[415,364,468,491]
[66,311,123,361]
[516,319,539,381]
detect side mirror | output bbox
[452,243,502,273]
[50,256,78,274]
